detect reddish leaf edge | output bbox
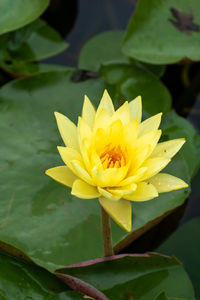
[56,272,108,300]
[63,253,149,268]
[55,254,148,299]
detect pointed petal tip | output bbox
[83,94,91,103]
[180,137,186,144]
[99,197,132,232]
[54,111,61,118]
[123,222,132,232]
[103,89,109,95]
[45,169,50,176]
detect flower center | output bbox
[99,144,126,169]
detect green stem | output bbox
[101,206,114,256]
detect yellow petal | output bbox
[140,157,171,180]
[82,95,96,128]
[79,138,91,172]
[136,130,161,156]
[78,116,92,143]
[124,119,138,145]
[108,119,124,145]
[138,113,162,136]
[107,183,137,196]
[72,179,100,199]
[119,167,147,186]
[99,197,132,232]
[94,108,111,132]
[54,112,79,150]
[91,166,128,187]
[129,96,142,123]
[45,166,77,187]
[97,187,121,201]
[124,182,158,201]
[129,145,150,172]
[151,138,186,159]
[90,149,102,169]
[148,173,188,193]
[96,89,114,116]
[70,160,94,185]
[57,146,82,166]
[111,101,130,125]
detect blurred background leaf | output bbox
[0,19,68,77]
[157,217,200,298]
[0,0,49,35]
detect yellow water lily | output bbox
[45,90,188,232]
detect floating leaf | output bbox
[0,250,79,300]
[157,217,200,298]
[0,61,72,78]
[154,291,185,300]
[57,253,195,300]
[0,0,49,35]
[122,0,200,64]
[78,30,166,78]
[78,31,128,72]
[101,62,171,115]
[161,110,200,178]
[0,19,68,64]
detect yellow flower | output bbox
[45,90,188,232]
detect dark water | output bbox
[42,0,136,66]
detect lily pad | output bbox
[78,30,128,72]
[161,110,200,178]
[57,253,195,300]
[78,30,165,78]
[0,0,49,35]
[0,70,196,272]
[122,0,200,64]
[0,250,79,300]
[0,61,72,78]
[0,19,68,64]
[157,217,200,298]
[101,62,171,115]
[154,291,185,300]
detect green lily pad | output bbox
[0,250,79,300]
[0,0,49,35]
[57,253,195,300]
[122,0,200,64]
[0,61,72,78]
[157,217,200,298]
[78,30,166,79]
[0,19,68,64]
[154,291,185,300]
[101,62,171,116]
[78,30,128,72]
[161,110,200,178]
[0,70,196,272]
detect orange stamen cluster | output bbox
[99,144,126,169]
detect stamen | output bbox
[99,144,127,169]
